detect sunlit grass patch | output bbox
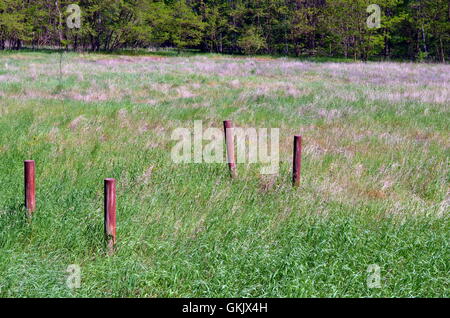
[0,51,448,297]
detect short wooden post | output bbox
[292,135,302,187]
[24,160,36,214]
[104,178,116,254]
[223,120,237,178]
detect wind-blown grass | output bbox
[0,51,448,297]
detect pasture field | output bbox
[0,51,448,297]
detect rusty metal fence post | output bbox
[104,178,116,254]
[292,136,302,187]
[24,160,36,214]
[223,120,237,178]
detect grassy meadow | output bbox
[0,51,448,297]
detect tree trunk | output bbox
[421,25,427,54]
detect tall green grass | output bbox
[0,52,448,297]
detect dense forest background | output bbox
[0,0,448,61]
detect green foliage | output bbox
[169,0,205,51]
[0,0,448,60]
[237,26,266,54]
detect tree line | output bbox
[0,0,448,61]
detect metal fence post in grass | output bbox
[104,178,116,254]
[223,120,237,178]
[24,160,36,214]
[292,135,302,187]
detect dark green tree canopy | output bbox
[0,0,448,61]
